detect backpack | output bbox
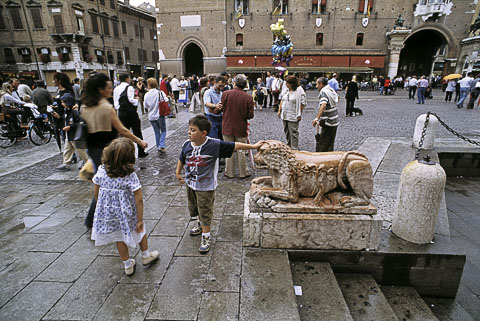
[118,85,136,113]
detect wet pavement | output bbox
[0,89,479,320]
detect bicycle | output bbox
[0,110,53,148]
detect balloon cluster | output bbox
[270,19,294,67]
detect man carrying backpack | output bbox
[113,73,148,158]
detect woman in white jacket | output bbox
[277,75,306,150]
[144,78,169,154]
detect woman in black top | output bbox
[136,77,147,114]
[345,76,362,116]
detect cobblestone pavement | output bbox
[0,89,479,320]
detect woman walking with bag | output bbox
[277,75,306,150]
[144,78,168,154]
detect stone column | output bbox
[386,29,411,79]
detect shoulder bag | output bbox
[158,90,171,117]
[72,118,88,149]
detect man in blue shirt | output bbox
[266,72,274,107]
[203,75,226,139]
[328,73,340,92]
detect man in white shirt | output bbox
[17,79,33,99]
[170,75,180,103]
[457,72,473,108]
[113,73,148,157]
[408,76,418,99]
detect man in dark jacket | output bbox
[220,74,255,179]
[31,80,53,114]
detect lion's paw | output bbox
[255,196,277,208]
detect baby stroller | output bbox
[253,87,267,109]
[425,86,433,99]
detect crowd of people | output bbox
[3,68,480,276]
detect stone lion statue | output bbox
[252,140,373,208]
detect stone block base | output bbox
[243,192,382,250]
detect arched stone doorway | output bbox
[183,42,204,76]
[398,30,447,77]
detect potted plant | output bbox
[59,53,70,63]
[40,54,50,63]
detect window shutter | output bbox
[30,8,43,29]
[91,14,98,33]
[10,8,23,29]
[321,0,327,6]
[53,15,64,33]
[358,0,365,12]
[312,0,318,4]
[368,0,374,12]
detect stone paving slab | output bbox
[146,256,210,321]
[381,286,439,321]
[240,249,301,321]
[33,218,87,252]
[217,215,243,242]
[0,233,47,271]
[93,283,157,321]
[43,256,124,320]
[0,281,71,321]
[35,234,104,282]
[175,220,220,257]
[150,206,190,236]
[0,251,59,307]
[336,273,399,321]
[291,262,353,321]
[119,236,180,284]
[205,241,242,292]
[198,292,240,321]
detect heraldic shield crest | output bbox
[239,18,245,28]
[316,18,322,27]
[362,17,369,27]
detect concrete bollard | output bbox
[392,157,446,244]
[413,114,438,150]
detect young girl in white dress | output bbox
[91,137,159,276]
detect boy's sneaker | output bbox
[142,250,160,265]
[124,259,136,276]
[189,220,202,236]
[199,235,211,254]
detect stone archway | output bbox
[398,29,448,77]
[183,42,204,77]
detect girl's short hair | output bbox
[101,138,136,178]
[147,78,158,88]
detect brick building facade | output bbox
[155,0,479,79]
[0,0,157,87]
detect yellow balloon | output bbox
[281,30,287,36]
[270,24,275,30]
[278,19,284,25]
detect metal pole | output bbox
[20,0,43,81]
[139,14,144,78]
[153,21,158,80]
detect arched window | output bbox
[316,32,323,45]
[236,33,243,46]
[356,33,364,46]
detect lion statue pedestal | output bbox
[243,140,382,251]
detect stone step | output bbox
[381,286,439,321]
[240,249,301,321]
[336,273,399,321]
[291,262,353,321]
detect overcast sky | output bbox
[129,0,155,6]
